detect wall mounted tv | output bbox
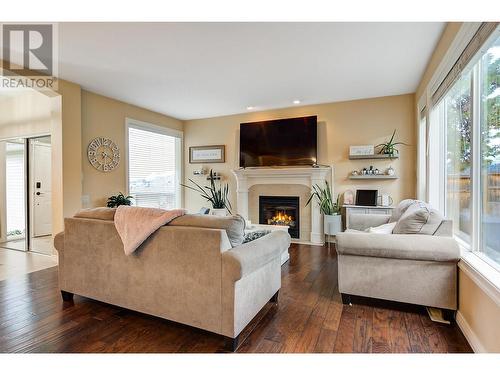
[239,115,317,168]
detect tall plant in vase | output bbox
[181,169,232,216]
[305,181,342,237]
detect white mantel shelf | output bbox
[232,166,331,245]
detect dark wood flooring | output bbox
[0,244,472,353]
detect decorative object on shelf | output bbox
[376,129,407,158]
[351,165,396,179]
[349,174,398,180]
[193,168,207,176]
[344,190,354,205]
[207,171,222,181]
[87,137,120,172]
[189,145,225,163]
[107,192,133,208]
[349,145,374,157]
[181,169,232,215]
[379,194,394,207]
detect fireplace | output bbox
[259,196,300,238]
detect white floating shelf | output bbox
[349,154,399,160]
[349,175,398,180]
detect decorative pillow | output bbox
[169,214,246,247]
[390,199,416,222]
[74,207,116,221]
[367,221,397,234]
[392,201,444,235]
[243,230,271,243]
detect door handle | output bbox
[36,192,41,196]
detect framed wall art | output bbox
[189,145,225,163]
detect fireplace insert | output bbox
[259,196,299,238]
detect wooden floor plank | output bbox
[0,244,472,353]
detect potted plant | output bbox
[107,192,133,208]
[181,169,232,216]
[376,129,407,158]
[305,181,341,236]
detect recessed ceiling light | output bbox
[293,100,301,105]
[246,106,255,110]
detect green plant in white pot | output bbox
[305,181,341,237]
[181,169,232,216]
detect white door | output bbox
[31,140,52,237]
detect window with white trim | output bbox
[428,25,500,269]
[126,119,182,210]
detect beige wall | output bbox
[458,270,500,352]
[81,91,183,207]
[183,94,416,214]
[416,22,500,352]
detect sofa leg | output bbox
[270,290,279,304]
[442,309,456,323]
[61,290,74,302]
[226,335,240,352]
[341,293,351,305]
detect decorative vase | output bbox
[210,208,228,216]
[324,214,342,236]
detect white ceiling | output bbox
[58,23,444,120]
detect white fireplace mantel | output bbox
[231,166,331,244]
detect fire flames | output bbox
[269,211,295,226]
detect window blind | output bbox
[431,22,499,106]
[128,126,178,210]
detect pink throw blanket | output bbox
[114,206,186,255]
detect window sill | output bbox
[459,250,500,307]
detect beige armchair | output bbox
[336,200,460,315]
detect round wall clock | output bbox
[87,137,120,172]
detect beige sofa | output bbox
[54,210,291,350]
[336,200,460,314]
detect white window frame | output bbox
[417,23,500,297]
[125,118,183,209]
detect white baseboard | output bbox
[456,310,486,353]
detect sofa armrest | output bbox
[222,231,291,281]
[336,232,460,262]
[348,213,391,231]
[54,231,64,252]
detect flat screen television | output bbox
[239,116,317,168]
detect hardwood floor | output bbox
[0,243,472,353]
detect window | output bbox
[126,119,182,210]
[427,26,500,269]
[480,35,500,265]
[445,71,472,243]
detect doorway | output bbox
[0,135,53,255]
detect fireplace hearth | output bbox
[259,196,300,238]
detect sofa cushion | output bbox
[392,201,443,235]
[390,199,416,222]
[170,214,246,247]
[74,207,116,221]
[336,232,460,262]
[367,221,397,234]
